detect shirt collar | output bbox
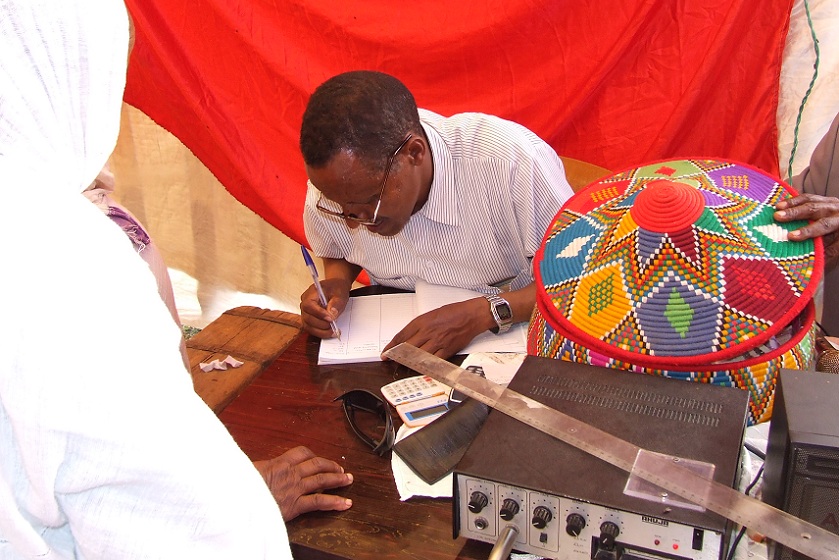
[418,117,461,226]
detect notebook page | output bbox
[317,293,417,364]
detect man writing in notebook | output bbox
[299,71,573,359]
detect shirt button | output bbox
[426,261,434,268]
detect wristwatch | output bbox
[484,294,513,334]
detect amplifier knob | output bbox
[468,491,489,514]
[499,498,520,521]
[565,512,587,537]
[599,521,621,549]
[531,505,553,529]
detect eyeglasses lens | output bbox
[334,389,395,456]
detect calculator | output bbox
[381,375,450,407]
[394,394,452,428]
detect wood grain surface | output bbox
[218,331,494,560]
[187,306,303,413]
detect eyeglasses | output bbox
[315,134,413,226]
[334,389,395,456]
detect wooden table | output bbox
[559,156,610,193]
[210,319,493,560]
[190,157,612,558]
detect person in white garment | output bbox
[84,162,191,368]
[299,71,573,359]
[0,1,352,558]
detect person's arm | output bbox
[776,112,839,264]
[792,112,839,199]
[300,257,361,338]
[381,283,535,360]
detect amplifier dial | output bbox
[468,491,489,514]
[598,521,621,549]
[531,505,553,529]
[565,512,586,537]
[499,498,520,521]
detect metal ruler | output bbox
[384,343,839,560]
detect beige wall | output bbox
[111,104,312,328]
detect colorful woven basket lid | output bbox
[529,159,824,423]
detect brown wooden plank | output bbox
[187,306,303,413]
[560,155,610,192]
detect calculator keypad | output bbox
[381,376,447,406]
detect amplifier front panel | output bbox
[455,474,724,560]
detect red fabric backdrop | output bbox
[124,0,793,246]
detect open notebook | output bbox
[317,280,527,365]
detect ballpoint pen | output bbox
[301,245,342,340]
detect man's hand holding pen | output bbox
[300,277,352,340]
[301,245,346,339]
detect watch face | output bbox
[496,302,513,322]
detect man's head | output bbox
[300,71,433,237]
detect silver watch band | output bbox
[484,294,513,334]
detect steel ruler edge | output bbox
[384,343,839,560]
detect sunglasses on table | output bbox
[334,389,396,456]
[315,133,413,227]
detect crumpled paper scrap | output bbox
[199,355,244,372]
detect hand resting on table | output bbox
[254,445,353,521]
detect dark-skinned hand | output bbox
[775,193,839,265]
[253,445,353,521]
[299,278,352,338]
[381,298,491,360]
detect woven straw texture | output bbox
[529,159,824,425]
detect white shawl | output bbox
[0,0,126,195]
[0,2,290,557]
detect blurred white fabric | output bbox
[111,0,839,329]
[778,0,839,182]
[111,103,309,328]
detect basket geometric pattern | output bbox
[528,159,824,425]
[528,302,817,425]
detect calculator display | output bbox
[406,403,449,420]
[395,393,452,427]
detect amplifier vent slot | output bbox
[529,376,722,427]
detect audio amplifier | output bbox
[453,356,749,560]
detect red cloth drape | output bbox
[124,0,792,246]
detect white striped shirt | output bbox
[304,109,574,293]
